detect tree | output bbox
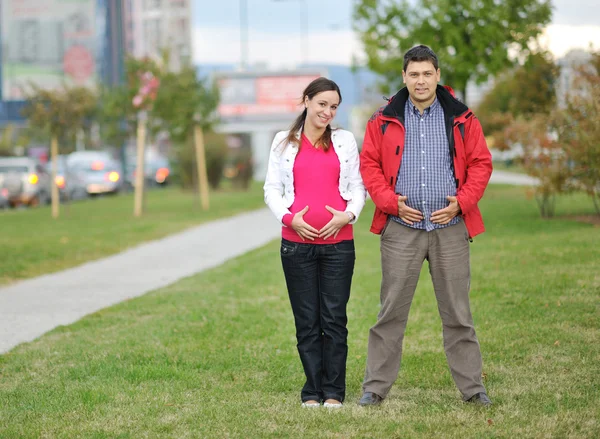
[152,65,220,208]
[498,115,570,218]
[353,0,552,103]
[22,84,97,217]
[97,56,163,148]
[556,52,600,215]
[477,51,559,135]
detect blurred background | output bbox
[0,0,598,215]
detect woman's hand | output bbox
[319,206,351,240]
[291,206,319,241]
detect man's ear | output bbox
[402,71,406,84]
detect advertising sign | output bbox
[217,73,322,122]
[1,0,98,100]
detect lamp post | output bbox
[240,0,249,69]
[273,0,308,65]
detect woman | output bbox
[264,77,366,408]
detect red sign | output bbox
[63,45,95,82]
[217,74,321,119]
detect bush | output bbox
[171,131,227,190]
[227,147,254,190]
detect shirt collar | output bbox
[407,97,440,117]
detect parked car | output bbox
[67,151,123,196]
[0,186,9,209]
[0,157,52,207]
[47,155,88,201]
[124,154,171,189]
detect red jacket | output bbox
[360,85,493,239]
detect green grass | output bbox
[1,185,599,438]
[0,183,265,285]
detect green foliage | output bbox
[0,124,27,157]
[97,56,164,147]
[354,0,552,102]
[477,51,559,135]
[22,84,97,150]
[555,51,600,215]
[171,131,228,190]
[226,147,254,190]
[152,65,219,143]
[500,116,571,218]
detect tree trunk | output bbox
[461,86,468,106]
[194,124,210,211]
[50,135,60,219]
[133,112,147,217]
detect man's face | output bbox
[402,61,441,105]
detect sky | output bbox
[191,0,600,68]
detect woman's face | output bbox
[304,90,340,131]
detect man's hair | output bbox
[403,45,439,72]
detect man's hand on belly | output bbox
[431,196,461,224]
[398,195,424,225]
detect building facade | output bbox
[123,0,192,71]
[0,0,125,124]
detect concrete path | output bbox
[0,170,536,354]
[490,170,539,186]
[0,208,280,354]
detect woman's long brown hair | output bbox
[280,77,342,151]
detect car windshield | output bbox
[0,166,28,173]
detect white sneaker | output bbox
[301,401,320,408]
[323,401,343,408]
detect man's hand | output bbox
[319,205,350,240]
[291,206,319,241]
[431,196,461,224]
[398,195,424,225]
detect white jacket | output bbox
[264,128,366,225]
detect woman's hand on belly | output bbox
[319,205,351,240]
[291,206,320,241]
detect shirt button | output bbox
[421,134,424,137]
[422,201,426,204]
[422,167,425,170]
[421,151,425,154]
[422,184,425,187]
[420,119,424,122]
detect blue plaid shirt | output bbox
[392,98,459,231]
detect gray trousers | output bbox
[362,219,486,400]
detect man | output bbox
[358,45,493,407]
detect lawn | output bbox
[0,185,598,438]
[0,183,265,285]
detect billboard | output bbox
[217,72,322,123]
[1,0,99,101]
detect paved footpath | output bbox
[0,208,280,354]
[0,170,537,354]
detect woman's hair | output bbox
[282,77,342,151]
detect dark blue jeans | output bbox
[280,238,355,403]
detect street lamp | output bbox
[273,0,308,65]
[240,0,249,69]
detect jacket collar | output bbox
[382,85,469,122]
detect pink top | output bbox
[282,134,353,244]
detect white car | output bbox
[0,157,52,207]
